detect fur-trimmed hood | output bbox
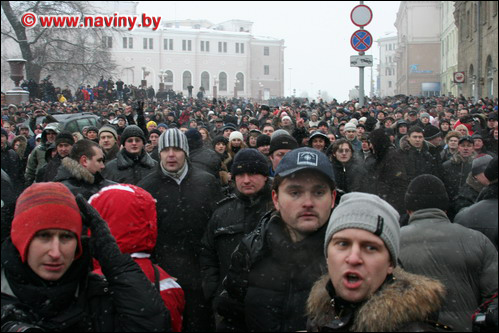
[307,268,445,332]
[57,157,95,184]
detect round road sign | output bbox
[454,72,465,83]
[351,5,373,27]
[351,30,373,52]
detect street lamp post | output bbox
[288,67,292,97]
[258,82,263,102]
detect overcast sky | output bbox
[137,1,401,102]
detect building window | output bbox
[201,71,210,90]
[164,39,173,50]
[123,37,133,49]
[103,36,112,48]
[182,40,192,51]
[219,72,227,91]
[235,43,244,54]
[143,38,152,50]
[236,72,244,91]
[218,42,227,53]
[264,65,269,75]
[200,41,210,52]
[149,38,153,49]
[183,71,192,90]
[264,46,269,56]
[388,81,392,88]
[165,70,173,83]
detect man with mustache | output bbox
[216,147,336,331]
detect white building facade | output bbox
[440,1,459,97]
[376,34,398,97]
[104,19,285,99]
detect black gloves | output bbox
[76,194,124,270]
[1,304,42,332]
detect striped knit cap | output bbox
[158,128,189,157]
[11,182,83,263]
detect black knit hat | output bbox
[121,125,146,145]
[269,134,298,155]
[231,148,269,177]
[484,156,498,182]
[55,131,75,146]
[185,128,203,151]
[405,174,449,212]
[423,125,441,140]
[212,135,228,148]
[256,134,271,148]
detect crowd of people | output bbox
[1,79,498,332]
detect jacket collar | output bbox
[408,208,450,225]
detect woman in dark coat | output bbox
[329,139,368,203]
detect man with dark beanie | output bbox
[185,128,223,181]
[200,149,273,330]
[268,134,298,177]
[102,125,157,185]
[455,156,498,249]
[37,131,75,182]
[400,174,498,331]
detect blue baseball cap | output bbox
[275,147,335,184]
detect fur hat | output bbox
[256,134,271,148]
[158,128,189,156]
[231,148,269,177]
[11,183,83,263]
[405,174,449,212]
[121,125,146,145]
[325,192,400,266]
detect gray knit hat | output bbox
[99,125,118,141]
[472,154,493,176]
[325,192,400,266]
[158,128,189,157]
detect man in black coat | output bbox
[54,140,115,200]
[200,149,273,319]
[216,147,336,332]
[137,128,223,332]
[398,126,443,184]
[102,125,157,185]
[185,129,223,181]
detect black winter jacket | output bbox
[189,146,223,180]
[102,149,157,185]
[54,158,116,200]
[1,239,170,332]
[398,135,443,183]
[218,213,328,332]
[200,181,273,303]
[137,164,223,291]
[331,157,368,198]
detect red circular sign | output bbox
[351,30,373,52]
[351,5,373,27]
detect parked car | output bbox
[24,112,101,135]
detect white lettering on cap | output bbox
[297,152,318,166]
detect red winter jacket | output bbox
[90,184,185,332]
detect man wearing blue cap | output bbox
[216,147,336,332]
